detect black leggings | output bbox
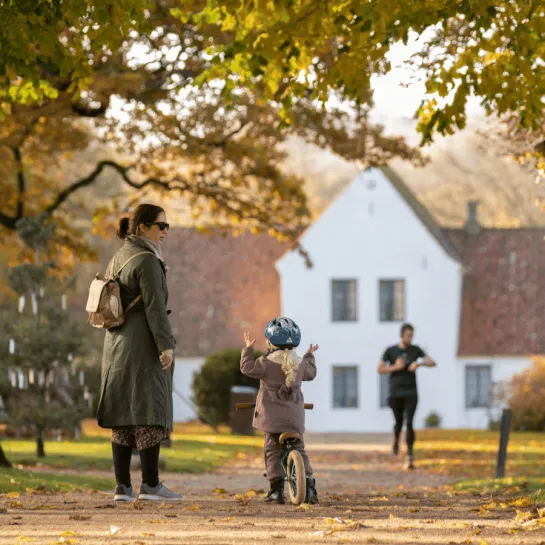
[112,442,161,488]
[389,395,418,455]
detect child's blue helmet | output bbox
[264,317,301,348]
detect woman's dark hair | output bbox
[400,323,414,336]
[117,204,165,239]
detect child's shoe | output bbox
[305,475,318,504]
[264,478,285,504]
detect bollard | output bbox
[495,408,512,478]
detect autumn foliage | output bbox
[506,358,545,431]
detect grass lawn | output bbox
[415,429,545,481]
[0,468,114,494]
[1,420,262,474]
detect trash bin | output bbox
[230,385,257,435]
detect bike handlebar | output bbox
[235,402,314,410]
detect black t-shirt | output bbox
[382,344,426,398]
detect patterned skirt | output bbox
[111,425,170,451]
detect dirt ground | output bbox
[1,435,543,545]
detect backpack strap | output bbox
[111,251,156,279]
[124,294,143,313]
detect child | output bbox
[240,317,319,504]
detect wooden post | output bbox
[496,408,512,478]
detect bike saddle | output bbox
[279,432,301,444]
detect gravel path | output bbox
[0,435,540,544]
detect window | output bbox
[465,365,492,408]
[379,279,405,322]
[332,280,358,322]
[333,366,359,408]
[379,374,389,408]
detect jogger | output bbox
[378,323,436,469]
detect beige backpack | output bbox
[86,251,155,329]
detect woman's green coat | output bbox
[97,236,176,430]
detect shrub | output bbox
[507,358,545,431]
[192,349,261,428]
[424,411,441,428]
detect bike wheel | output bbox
[286,450,306,505]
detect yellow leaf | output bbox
[59,532,77,537]
[479,540,489,545]
[389,513,398,519]
[183,504,201,511]
[511,497,532,508]
[480,502,497,511]
[10,501,23,509]
[213,488,229,495]
[16,538,35,543]
[8,492,20,498]
[407,507,419,513]
[297,503,310,511]
[472,528,481,535]
[142,533,155,537]
[515,510,533,522]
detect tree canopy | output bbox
[0,0,422,269]
[176,1,545,144]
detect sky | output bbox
[369,33,483,143]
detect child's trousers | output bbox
[264,432,313,480]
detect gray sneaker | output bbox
[114,484,137,501]
[139,482,183,502]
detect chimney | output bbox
[464,200,481,235]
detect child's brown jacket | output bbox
[240,347,316,434]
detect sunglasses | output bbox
[146,222,170,232]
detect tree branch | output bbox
[44,160,192,217]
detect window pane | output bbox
[380,280,405,322]
[466,366,492,408]
[333,366,359,408]
[379,374,389,408]
[379,281,394,321]
[394,280,405,321]
[332,280,357,322]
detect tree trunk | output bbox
[0,443,12,468]
[36,428,45,458]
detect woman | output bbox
[97,204,181,501]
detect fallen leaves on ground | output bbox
[313,518,366,538]
[10,501,24,509]
[69,515,91,521]
[213,488,230,495]
[8,492,21,499]
[183,504,202,511]
[105,525,120,536]
[271,533,286,539]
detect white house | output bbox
[276,166,539,431]
[165,166,544,431]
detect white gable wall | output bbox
[277,168,462,432]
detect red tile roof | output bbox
[163,229,287,357]
[443,228,545,356]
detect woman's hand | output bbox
[244,331,256,348]
[307,344,319,354]
[160,349,174,370]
